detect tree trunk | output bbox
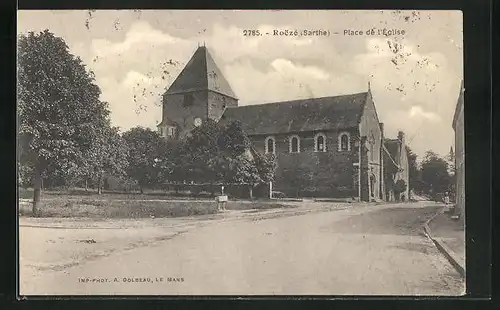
[97,174,102,195]
[249,186,253,200]
[32,168,42,217]
[140,186,144,194]
[85,179,88,192]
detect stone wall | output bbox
[454,91,465,222]
[358,92,383,200]
[161,91,209,138]
[249,129,358,198]
[208,91,238,121]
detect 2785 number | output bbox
[243,30,262,36]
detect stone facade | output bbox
[383,132,410,201]
[358,93,383,201]
[249,129,359,198]
[452,80,465,223]
[159,90,237,139]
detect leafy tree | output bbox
[393,179,407,200]
[282,165,314,198]
[157,139,184,186]
[446,146,455,170]
[405,145,419,193]
[182,119,221,184]
[122,127,168,193]
[82,125,129,194]
[18,30,107,215]
[218,121,274,198]
[252,151,277,184]
[217,120,251,157]
[420,150,452,196]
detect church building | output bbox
[158,46,405,202]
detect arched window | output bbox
[369,133,375,161]
[289,135,300,153]
[314,133,327,152]
[265,136,275,154]
[338,132,350,151]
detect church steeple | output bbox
[159,46,239,140]
[165,45,237,99]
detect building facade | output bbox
[158,46,390,201]
[383,132,410,201]
[452,80,465,223]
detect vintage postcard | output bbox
[17,10,465,296]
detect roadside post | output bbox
[216,185,228,211]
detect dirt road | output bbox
[19,202,464,296]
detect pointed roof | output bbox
[165,46,237,99]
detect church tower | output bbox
[157,46,238,139]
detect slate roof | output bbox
[384,139,400,160]
[219,92,369,136]
[165,46,237,99]
[157,116,175,127]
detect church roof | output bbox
[165,46,237,99]
[220,92,368,136]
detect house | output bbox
[158,46,387,201]
[452,80,465,222]
[383,131,410,201]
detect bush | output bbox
[394,179,407,194]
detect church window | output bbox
[289,135,300,153]
[369,133,375,161]
[339,132,350,151]
[370,142,374,161]
[314,133,327,152]
[265,136,275,154]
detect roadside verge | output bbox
[423,206,466,278]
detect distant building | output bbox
[383,132,410,202]
[158,46,393,201]
[452,80,465,223]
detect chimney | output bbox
[379,123,385,139]
[397,131,405,145]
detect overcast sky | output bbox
[17,10,463,158]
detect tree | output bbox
[158,139,184,186]
[446,146,455,174]
[82,125,129,194]
[252,151,277,185]
[420,150,452,196]
[18,30,107,215]
[217,120,251,157]
[218,121,269,198]
[123,127,168,193]
[405,146,419,193]
[182,119,221,185]
[393,179,407,200]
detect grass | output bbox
[18,188,295,219]
[19,199,218,219]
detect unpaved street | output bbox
[20,202,464,296]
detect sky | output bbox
[17,10,463,158]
